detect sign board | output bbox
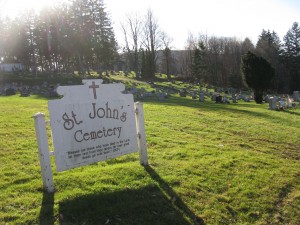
[48,79,139,172]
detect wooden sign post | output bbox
[33,79,147,192]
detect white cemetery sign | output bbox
[33,79,147,192]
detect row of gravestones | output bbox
[196,90,300,108]
[267,91,300,110]
[178,86,253,104]
[177,84,300,109]
[124,86,173,101]
[3,78,298,108]
[0,82,60,97]
[72,79,300,107]
[0,83,18,96]
[146,81,245,102]
[0,83,30,96]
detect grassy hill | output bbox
[0,76,300,224]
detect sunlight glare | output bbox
[20,0,60,11]
[1,0,62,18]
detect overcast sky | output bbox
[1,0,300,49]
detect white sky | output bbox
[1,0,299,49]
[106,0,300,49]
[0,0,60,15]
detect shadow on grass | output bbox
[219,106,300,129]
[144,96,300,129]
[56,183,203,225]
[144,165,205,225]
[282,109,300,116]
[143,95,261,112]
[39,192,55,225]
[38,164,206,225]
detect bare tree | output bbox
[141,9,161,78]
[120,13,142,76]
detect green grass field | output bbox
[1,80,300,224]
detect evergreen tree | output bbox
[241,51,275,103]
[192,42,206,83]
[55,4,76,73]
[140,49,146,78]
[256,30,285,92]
[162,46,172,79]
[283,22,300,91]
[18,10,39,72]
[241,37,255,55]
[160,31,173,79]
[91,0,118,71]
[0,0,118,74]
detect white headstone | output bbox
[232,94,237,103]
[48,79,139,172]
[199,92,205,102]
[293,91,299,102]
[269,97,277,110]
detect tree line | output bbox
[176,25,300,93]
[0,0,117,74]
[0,0,299,93]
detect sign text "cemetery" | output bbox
[62,102,127,142]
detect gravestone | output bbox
[20,86,30,97]
[157,92,166,101]
[278,100,287,110]
[191,91,197,99]
[199,92,205,102]
[49,86,59,97]
[268,97,277,110]
[243,97,250,102]
[293,91,299,102]
[264,95,270,103]
[43,81,48,88]
[5,87,16,96]
[223,96,230,104]
[215,95,223,103]
[179,89,187,97]
[211,94,217,102]
[232,94,237,103]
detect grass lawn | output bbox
[0,81,300,224]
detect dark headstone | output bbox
[20,87,30,97]
[215,95,223,103]
[5,88,16,96]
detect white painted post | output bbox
[33,112,54,193]
[135,102,148,165]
